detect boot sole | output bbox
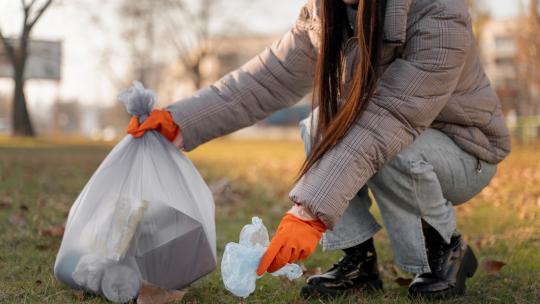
[409,245,478,300]
[301,279,383,300]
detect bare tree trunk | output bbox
[0,0,54,137]
[12,31,35,136]
[12,63,34,136]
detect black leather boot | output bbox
[409,228,478,299]
[300,238,383,299]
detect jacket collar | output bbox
[383,0,413,44]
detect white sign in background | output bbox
[0,39,61,81]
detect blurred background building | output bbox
[480,10,540,141]
[0,0,539,142]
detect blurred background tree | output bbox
[515,1,540,118]
[1,0,539,142]
[106,0,231,91]
[91,0,242,135]
[0,0,55,137]
[467,0,491,46]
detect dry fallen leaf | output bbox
[137,281,187,304]
[395,277,413,286]
[40,224,65,237]
[483,260,506,275]
[0,197,13,209]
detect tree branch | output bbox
[23,0,38,10]
[0,28,16,64]
[29,0,38,8]
[27,0,53,30]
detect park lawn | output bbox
[0,137,539,303]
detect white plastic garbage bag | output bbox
[221,217,302,298]
[54,82,216,303]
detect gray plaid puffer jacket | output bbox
[167,0,511,229]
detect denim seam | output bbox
[410,160,424,216]
[410,160,432,273]
[322,223,382,251]
[410,150,456,244]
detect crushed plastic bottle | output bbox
[221,217,303,298]
[71,253,141,303]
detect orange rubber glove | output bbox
[256,213,326,276]
[126,109,179,142]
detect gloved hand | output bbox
[126,109,180,143]
[256,213,326,276]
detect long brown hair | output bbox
[297,0,387,179]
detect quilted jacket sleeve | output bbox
[289,4,472,229]
[166,2,318,151]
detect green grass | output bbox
[0,137,539,303]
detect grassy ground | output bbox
[0,137,539,303]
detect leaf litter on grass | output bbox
[482,260,507,275]
[39,224,65,237]
[1,140,540,303]
[0,196,13,209]
[137,281,187,304]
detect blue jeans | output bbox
[299,116,496,274]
